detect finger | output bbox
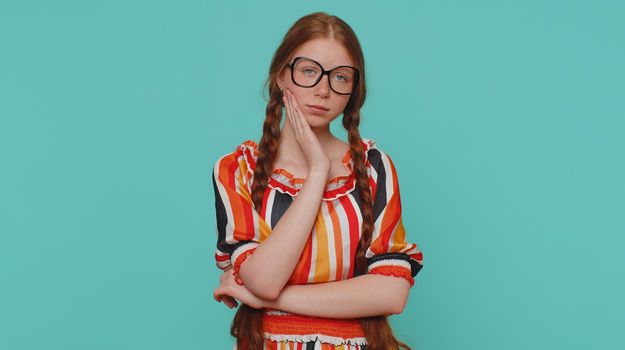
[282,94,291,125]
[216,289,239,309]
[224,296,239,309]
[213,289,222,302]
[288,91,303,137]
[289,90,307,130]
[285,91,296,133]
[283,93,296,134]
[294,103,308,131]
[214,287,230,302]
[293,105,309,139]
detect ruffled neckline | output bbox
[238,138,376,201]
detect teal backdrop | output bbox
[1,1,623,349]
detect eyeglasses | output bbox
[286,56,360,95]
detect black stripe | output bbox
[367,252,423,277]
[213,169,259,255]
[367,252,411,266]
[212,170,230,253]
[367,149,387,223]
[410,259,423,277]
[270,191,293,228]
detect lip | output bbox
[306,104,330,112]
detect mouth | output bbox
[306,105,330,112]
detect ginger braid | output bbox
[229,84,284,350]
[251,87,283,209]
[344,114,374,276]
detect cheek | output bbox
[336,97,350,109]
[289,90,308,104]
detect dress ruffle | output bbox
[237,138,377,201]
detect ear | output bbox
[277,68,289,91]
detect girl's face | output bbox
[277,38,356,129]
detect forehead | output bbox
[290,38,355,68]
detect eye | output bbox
[333,74,349,82]
[300,66,319,76]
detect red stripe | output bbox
[260,184,270,218]
[214,253,229,262]
[226,153,255,240]
[339,195,360,278]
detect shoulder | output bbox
[213,139,258,186]
[362,138,397,177]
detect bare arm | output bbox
[214,268,411,318]
[238,166,329,300]
[265,274,411,318]
[238,89,331,300]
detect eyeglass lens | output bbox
[291,58,356,94]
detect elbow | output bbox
[387,282,410,315]
[237,259,284,300]
[238,273,282,301]
[247,283,281,301]
[389,297,408,315]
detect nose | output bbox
[314,73,331,98]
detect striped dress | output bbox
[212,138,424,349]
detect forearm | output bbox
[265,274,411,319]
[239,167,329,299]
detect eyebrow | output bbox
[298,56,356,69]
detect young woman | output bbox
[211,12,424,350]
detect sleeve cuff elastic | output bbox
[367,259,415,287]
[231,242,260,285]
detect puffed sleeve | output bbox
[212,142,272,282]
[365,148,423,287]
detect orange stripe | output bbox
[380,191,401,250]
[327,201,344,281]
[313,210,329,282]
[219,153,272,243]
[219,156,249,242]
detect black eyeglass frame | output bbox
[286,56,360,95]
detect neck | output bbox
[276,119,336,166]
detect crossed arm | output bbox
[213,167,411,318]
[214,267,410,319]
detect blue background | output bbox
[1,1,624,349]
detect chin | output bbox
[305,115,332,128]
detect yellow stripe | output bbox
[313,210,330,282]
[390,217,408,252]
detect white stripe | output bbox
[335,200,352,280]
[345,194,363,277]
[231,242,260,265]
[214,156,238,245]
[321,203,337,281]
[367,152,394,259]
[368,258,411,272]
[308,222,317,283]
[264,189,276,228]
